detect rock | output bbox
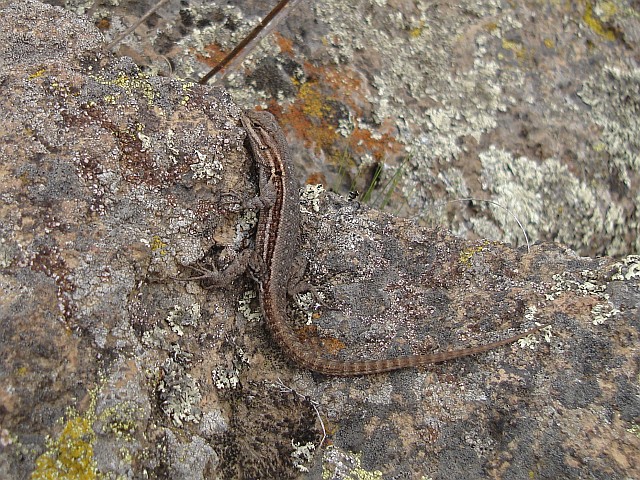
[0,1,638,479]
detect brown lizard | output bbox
[212,110,545,376]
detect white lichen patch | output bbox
[591,303,621,326]
[300,184,325,214]
[291,440,315,473]
[611,255,640,281]
[478,146,624,253]
[578,65,640,188]
[517,307,552,348]
[157,359,202,427]
[238,289,261,322]
[295,292,318,325]
[212,366,241,390]
[190,150,223,182]
[234,209,258,245]
[550,270,607,299]
[166,303,201,336]
[548,270,621,326]
[141,325,170,350]
[322,446,384,480]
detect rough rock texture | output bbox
[0,1,638,479]
[55,0,640,259]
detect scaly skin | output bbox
[241,110,544,376]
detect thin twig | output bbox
[273,378,327,449]
[199,0,304,85]
[437,197,531,252]
[103,0,171,52]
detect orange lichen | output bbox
[320,337,346,355]
[95,18,111,31]
[305,172,327,185]
[194,43,227,68]
[285,83,341,151]
[274,32,294,55]
[347,127,402,162]
[296,325,346,356]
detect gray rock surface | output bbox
[56,0,640,259]
[0,1,638,479]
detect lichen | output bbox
[582,0,617,41]
[166,303,202,337]
[31,388,100,480]
[322,446,384,480]
[578,65,640,191]
[189,150,223,182]
[157,359,202,427]
[459,241,489,267]
[517,307,552,348]
[291,440,315,472]
[300,184,325,214]
[547,269,621,326]
[478,146,626,255]
[97,401,142,441]
[91,70,158,106]
[627,423,640,438]
[237,289,261,322]
[611,255,640,281]
[149,235,168,255]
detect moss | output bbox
[31,389,99,480]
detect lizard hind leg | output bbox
[286,256,336,310]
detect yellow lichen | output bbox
[409,22,425,38]
[583,1,617,41]
[150,235,168,255]
[28,68,47,80]
[459,242,489,267]
[501,39,526,60]
[92,71,158,105]
[31,389,100,480]
[299,82,333,120]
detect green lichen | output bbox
[31,388,100,480]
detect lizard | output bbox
[202,109,546,377]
